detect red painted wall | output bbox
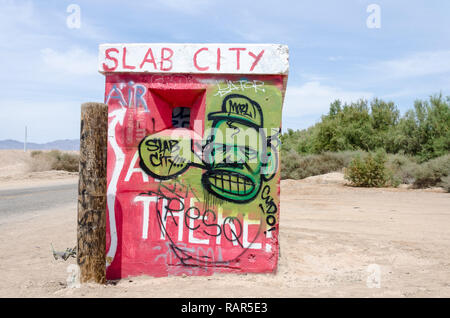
[104,73,286,278]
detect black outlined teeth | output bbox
[208,171,254,195]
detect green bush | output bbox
[344,151,396,187]
[281,93,449,160]
[412,154,450,188]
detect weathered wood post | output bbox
[77,102,108,284]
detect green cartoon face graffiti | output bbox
[138,94,277,204]
[201,94,275,203]
[202,121,264,203]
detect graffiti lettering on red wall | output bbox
[132,180,268,269]
[106,81,149,111]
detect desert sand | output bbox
[0,150,449,297]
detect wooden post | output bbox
[77,102,108,284]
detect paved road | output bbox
[0,183,78,219]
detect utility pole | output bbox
[24,126,27,152]
[77,102,108,284]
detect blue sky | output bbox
[0,0,449,143]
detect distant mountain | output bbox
[0,139,80,151]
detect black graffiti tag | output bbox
[144,138,186,173]
[228,99,256,119]
[259,185,277,232]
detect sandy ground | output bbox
[0,151,449,297]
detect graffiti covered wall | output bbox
[99,44,289,278]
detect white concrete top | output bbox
[98,43,289,75]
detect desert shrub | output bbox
[412,154,450,188]
[281,150,362,179]
[330,150,365,167]
[281,150,306,179]
[386,154,421,184]
[50,151,79,172]
[28,150,79,172]
[27,151,54,172]
[344,151,397,187]
[30,150,43,157]
[440,175,450,192]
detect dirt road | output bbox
[0,172,448,297]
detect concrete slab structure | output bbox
[99,43,289,278]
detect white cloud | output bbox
[40,47,97,76]
[283,81,373,119]
[369,50,450,79]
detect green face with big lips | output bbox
[202,120,266,203]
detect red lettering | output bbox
[160,48,174,71]
[248,50,265,71]
[217,48,221,71]
[102,48,119,72]
[122,47,135,70]
[140,48,157,70]
[229,47,246,70]
[193,47,209,71]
